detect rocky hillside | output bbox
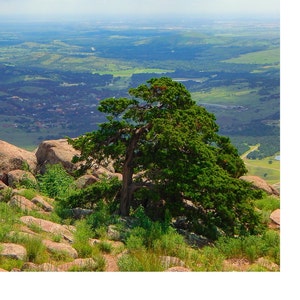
[0,139,280,272]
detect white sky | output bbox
[0,0,280,18]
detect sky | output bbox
[0,0,280,19]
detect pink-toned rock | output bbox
[37,263,61,272]
[20,216,74,242]
[75,174,99,189]
[255,257,279,271]
[240,175,279,196]
[270,208,280,225]
[7,170,37,188]
[160,256,185,268]
[0,243,27,260]
[9,195,42,212]
[93,167,122,181]
[31,195,54,212]
[35,139,80,174]
[0,268,8,272]
[165,266,191,272]
[0,140,37,181]
[58,258,97,271]
[42,239,78,258]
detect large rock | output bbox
[75,174,99,189]
[240,175,280,196]
[270,208,280,226]
[58,258,97,271]
[0,140,37,182]
[35,139,80,174]
[9,195,42,212]
[0,243,27,260]
[42,239,78,258]
[20,216,74,242]
[7,169,37,188]
[31,195,54,212]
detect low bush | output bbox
[72,219,94,258]
[37,164,75,199]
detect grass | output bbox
[192,85,260,105]
[243,156,280,184]
[223,48,280,65]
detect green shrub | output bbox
[37,164,75,199]
[0,203,20,242]
[61,177,121,210]
[0,188,13,203]
[125,234,146,251]
[17,189,37,200]
[0,257,24,271]
[118,250,164,272]
[22,237,49,264]
[18,174,38,190]
[98,241,113,253]
[254,195,280,212]
[72,220,94,258]
[215,230,280,264]
[198,246,225,271]
[153,228,188,259]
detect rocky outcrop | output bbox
[31,195,54,212]
[20,216,74,242]
[58,258,98,271]
[0,243,27,260]
[42,239,78,258]
[75,174,99,189]
[240,175,280,196]
[35,139,80,174]
[270,208,280,228]
[9,195,42,212]
[7,170,37,188]
[0,140,37,183]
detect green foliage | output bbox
[0,257,24,271]
[37,164,75,199]
[97,241,113,253]
[17,174,38,190]
[198,246,225,271]
[69,77,266,240]
[22,237,49,264]
[254,196,280,212]
[215,230,280,264]
[17,189,37,201]
[117,250,164,272]
[0,188,13,203]
[60,177,121,210]
[0,202,20,242]
[72,219,94,258]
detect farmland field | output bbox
[0,17,279,161]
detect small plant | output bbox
[72,219,94,258]
[0,257,24,271]
[22,237,49,264]
[0,202,20,242]
[118,250,164,272]
[198,246,225,271]
[17,189,37,201]
[50,250,73,262]
[27,222,43,234]
[0,188,13,203]
[98,241,112,253]
[52,233,62,243]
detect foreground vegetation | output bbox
[0,165,280,271]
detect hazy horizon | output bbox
[0,0,280,21]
